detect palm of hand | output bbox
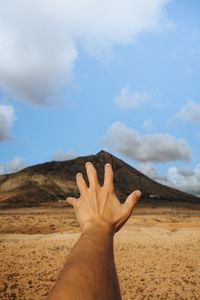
[67,162,141,233]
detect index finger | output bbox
[76,172,88,195]
[103,163,114,192]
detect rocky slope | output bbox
[0,150,199,208]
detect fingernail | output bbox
[135,190,142,197]
[85,161,91,166]
[105,163,111,167]
[76,172,82,177]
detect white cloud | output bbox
[115,88,151,109]
[136,162,158,178]
[0,104,15,141]
[0,163,4,175]
[176,99,200,123]
[136,162,200,195]
[102,122,191,162]
[6,156,26,173]
[0,0,170,104]
[158,165,200,195]
[52,150,77,161]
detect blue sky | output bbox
[0,0,200,194]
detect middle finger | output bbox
[85,162,100,189]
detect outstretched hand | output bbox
[67,162,141,234]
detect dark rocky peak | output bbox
[0,150,199,208]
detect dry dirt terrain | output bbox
[0,206,200,300]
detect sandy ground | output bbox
[0,207,200,300]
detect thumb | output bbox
[66,197,77,207]
[123,190,141,213]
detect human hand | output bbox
[67,162,141,234]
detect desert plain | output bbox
[0,204,200,300]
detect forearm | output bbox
[47,162,140,300]
[47,224,121,300]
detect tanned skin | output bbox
[47,162,141,300]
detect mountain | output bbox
[0,150,199,208]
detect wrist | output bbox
[82,220,115,237]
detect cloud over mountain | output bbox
[137,162,200,195]
[52,150,77,161]
[163,165,200,195]
[103,122,191,162]
[0,156,27,174]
